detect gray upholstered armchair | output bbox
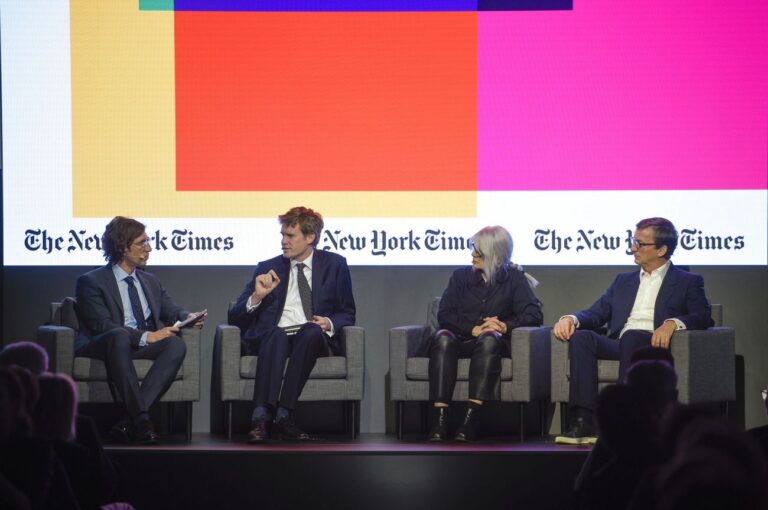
[389,297,551,441]
[213,312,365,440]
[36,299,200,441]
[551,304,736,432]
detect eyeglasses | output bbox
[470,242,484,258]
[631,239,657,249]
[131,238,151,249]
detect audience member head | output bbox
[661,403,719,454]
[101,216,147,265]
[656,417,768,510]
[35,373,78,442]
[625,359,678,416]
[470,226,513,285]
[0,340,49,375]
[596,384,658,461]
[636,217,678,259]
[278,207,324,247]
[0,367,35,438]
[629,345,675,368]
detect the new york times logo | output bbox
[534,228,745,254]
[24,229,234,254]
[320,229,472,256]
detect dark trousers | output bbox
[75,327,187,424]
[428,329,509,403]
[250,323,332,409]
[568,329,652,411]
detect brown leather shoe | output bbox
[247,416,271,443]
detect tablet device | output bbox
[174,309,207,328]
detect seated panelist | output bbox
[552,217,712,445]
[427,225,543,442]
[75,217,205,444]
[228,206,356,443]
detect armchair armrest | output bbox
[36,325,75,375]
[671,327,735,403]
[340,326,365,401]
[510,326,551,401]
[179,327,201,401]
[550,331,570,403]
[214,324,243,402]
[389,325,431,401]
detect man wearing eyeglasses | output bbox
[552,217,712,444]
[75,216,205,444]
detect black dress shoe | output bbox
[134,419,160,445]
[555,416,597,445]
[247,416,271,444]
[427,407,449,442]
[454,407,480,442]
[273,416,311,441]
[108,420,133,444]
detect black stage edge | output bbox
[107,434,588,510]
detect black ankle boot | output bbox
[428,407,449,442]
[454,407,480,442]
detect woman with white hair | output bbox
[427,226,543,441]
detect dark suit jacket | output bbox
[574,264,712,339]
[75,265,189,351]
[228,249,356,344]
[437,264,543,340]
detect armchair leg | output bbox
[350,401,359,440]
[168,403,175,435]
[355,401,360,439]
[396,401,404,440]
[540,399,547,437]
[519,403,525,443]
[560,402,568,435]
[186,402,192,442]
[420,402,428,434]
[226,402,233,441]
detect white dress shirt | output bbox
[563,261,685,337]
[246,251,334,336]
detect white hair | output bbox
[472,226,513,285]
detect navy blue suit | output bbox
[75,265,188,423]
[567,264,711,411]
[229,249,356,409]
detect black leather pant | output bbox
[428,329,508,403]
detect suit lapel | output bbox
[654,265,678,327]
[611,273,640,337]
[310,249,324,313]
[136,271,160,326]
[100,265,125,323]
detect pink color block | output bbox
[478,1,768,190]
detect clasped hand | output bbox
[472,316,507,337]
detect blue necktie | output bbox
[125,276,148,330]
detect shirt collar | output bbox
[112,264,136,281]
[640,260,670,279]
[291,250,314,271]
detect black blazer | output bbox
[437,264,543,340]
[75,265,189,350]
[228,249,356,343]
[573,264,712,339]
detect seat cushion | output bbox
[73,357,183,381]
[405,357,513,381]
[239,355,348,379]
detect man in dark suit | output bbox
[553,217,712,444]
[76,216,205,444]
[229,206,356,443]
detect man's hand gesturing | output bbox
[252,269,281,303]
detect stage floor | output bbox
[106,434,589,509]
